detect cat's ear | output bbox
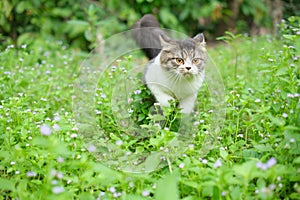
[193,33,205,45]
[159,34,175,50]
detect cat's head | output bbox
[159,33,207,79]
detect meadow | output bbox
[0,17,299,199]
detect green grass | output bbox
[0,19,300,199]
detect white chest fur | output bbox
[144,54,205,113]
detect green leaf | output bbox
[155,173,180,200]
[144,152,161,172]
[220,149,228,159]
[283,34,296,41]
[0,178,15,191]
[254,144,274,152]
[125,194,148,200]
[293,157,300,164]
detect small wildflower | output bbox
[15,171,20,175]
[221,191,227,196]
[53,115,61,121]
[10,161,16,165]
[26,171,37,177]
[290,138,295,143]
[194,121,200,126]
[202,159,208,164]
[134,90,141,95]
[53,124,60,131]
[142,190,150,197]
[266,157,277,168]
[87,145,97,153]
[56,157,64,163]
[179,163,185,168]
[40,124,52,136]
[116,140,123,146]
[56,172,64,179]
[95,110,102,115]
[128,108,133,113]
[214,159,222,168]
[100,93,107,99]
[52,186,65,194]
[152,183,157,189]
[282,113,288,118]
[256,157,277,170]
[109,187,116,193]
[254,99,261,103]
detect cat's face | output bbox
[159,34,207,79]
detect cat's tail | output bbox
[132,14,166,60]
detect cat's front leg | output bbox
[148,85,174,108]
[179,94,197,114]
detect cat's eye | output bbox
[175,58,184,65]
[192,58,200,64]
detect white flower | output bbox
[282,113,288,118]
[179,163,185,168]
[290,138,295,143]
[109,187,116,193]
[254,99,261,103]
[202,159,208,164]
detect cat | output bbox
[133,14,207,114]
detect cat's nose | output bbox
[185,67,191,71]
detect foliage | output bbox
[0,16,299,199]
[1,0,299,51]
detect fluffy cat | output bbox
[133,14,207,114]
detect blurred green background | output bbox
[1,0,299,50]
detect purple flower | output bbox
[256,157,277,170]
[40,124,52,136]
[53,124,60,131]
[266,157,277,168]
[87,145,96,153]
[52,186,65,194]
[142,190,150,197]
[26,171,37,177]
[134,90,141,95]
[179,163,185,168]
[214,159,222,168]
